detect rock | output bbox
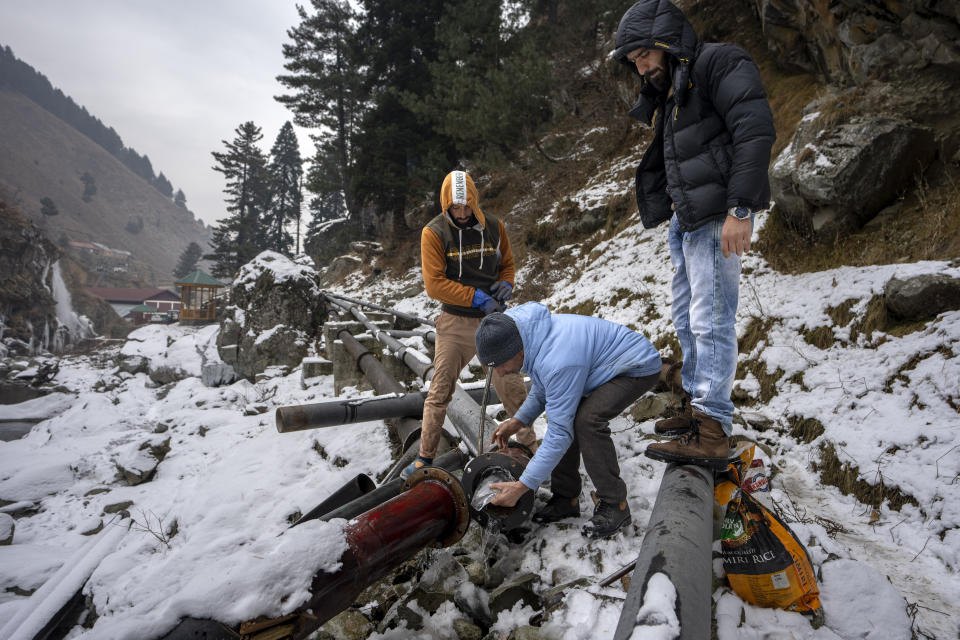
[114,437,170,485]
[771,116,935,241]
[217,251,329,381]
[118,355,149,375]
[453,618,483,640]
[510,627,542,640]
[885,275,960,321]
[466,561,486,586]
[322,610,373,640]
[79,518,103,536]
[550,566,579,587]
[629,394,668,422]
[488,573,542,619]
[201,361,237,387]
[103,500,134,514]
[0,512,14,545]
[740,411,774,430]
[148,365,186,386]
[243,403,270,416]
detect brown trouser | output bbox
[420,311,536,458]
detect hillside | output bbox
[0,89,210,285]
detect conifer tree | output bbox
[277,0,361,217]
[173,242,202,279]
[208,121,270,279]
[154,172,174,198]
[174,189,187,209]
[264,122,303,256]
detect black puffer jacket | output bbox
[613,0,775,232]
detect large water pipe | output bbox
[613,464,714,640]
[290,473,376,527]
[161,466,470,640]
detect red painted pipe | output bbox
[292,469,469,638]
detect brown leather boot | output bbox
[654,392,693,436]
[645,410,729,469]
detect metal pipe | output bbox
[385,329,436,345]
[613,464,714,640]
[337,330,405,394]
[316,448,468,523]
[323,291,435,327]
[275,387,505,433]
[291,474,376,527]
[292,467,469,637]
[325,297,434,380]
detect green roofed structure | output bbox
[175,269,227,324]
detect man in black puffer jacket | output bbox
[613,0,776,469]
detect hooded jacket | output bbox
[422,171,516,317]
[613,0,775,232]
[506,302,661,490]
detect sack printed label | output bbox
[742,459,769,493]
[771,570,790,590]
[452,171,468,205]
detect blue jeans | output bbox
[667,213,745,434]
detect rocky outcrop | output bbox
[755,0,960,85]
[0,201,59,356]
[770,115,935,239]
[217,251,329,381]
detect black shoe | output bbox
[581,500,631,539]
[532,494,579,524]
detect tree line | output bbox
[0,45,191,211]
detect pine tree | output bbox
[208,121,271,279]
[264,122,303,256]
[173,242,203,279]
[40,196,59,217]
[174,189,187,209]
[154,172,174,198]
[277,0,361,216]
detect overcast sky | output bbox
[1,1,316,226]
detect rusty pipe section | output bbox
[293,467,469,637]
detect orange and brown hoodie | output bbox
[421,170,516,317]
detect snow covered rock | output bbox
[0,512,13,545]
[113,436,170,485]
[217,251,329,381]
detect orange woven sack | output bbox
[715,443,822,613]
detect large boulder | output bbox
[885,274,960,321]
[770,115,935,240]
[217,252,328,381]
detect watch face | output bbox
[734,207,750,219]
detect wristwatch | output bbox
[728,206,752,220]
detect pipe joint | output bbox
[402,466,470,547]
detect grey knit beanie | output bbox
[475,313,523,367]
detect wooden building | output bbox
[176,270,227,324]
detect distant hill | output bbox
[0,49,211,285]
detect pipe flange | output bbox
[461,452,535,532]
[402,466,471,547]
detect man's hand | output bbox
[489,281,513,303]
[472,289,505,315]
[488,480,529,507]
[490,417,525,450]
[721,216,752,258]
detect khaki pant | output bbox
[420,311,536,458]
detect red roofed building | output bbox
[87,287,181,323]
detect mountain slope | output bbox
[0,89,209,284]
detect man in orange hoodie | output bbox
[402,170,536,477]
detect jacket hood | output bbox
[612,0,702,124]
[440,170,486,227]
[505,302,553,374]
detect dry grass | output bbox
[802,325,836,349]
[814,442,919,512]
[787,415,825,444]
[825,299,857,327]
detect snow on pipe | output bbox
[322,291,435,327]
[0,517,128,640]
[613,464,714,640]
[290,473,376,527]
[385,328,436,344]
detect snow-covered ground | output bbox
[2,213,959,638]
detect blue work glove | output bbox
[472,289,504,315]
[488,281,512,303]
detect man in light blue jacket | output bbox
[477,302,661,539]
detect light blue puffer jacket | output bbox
[507,302,661,490]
